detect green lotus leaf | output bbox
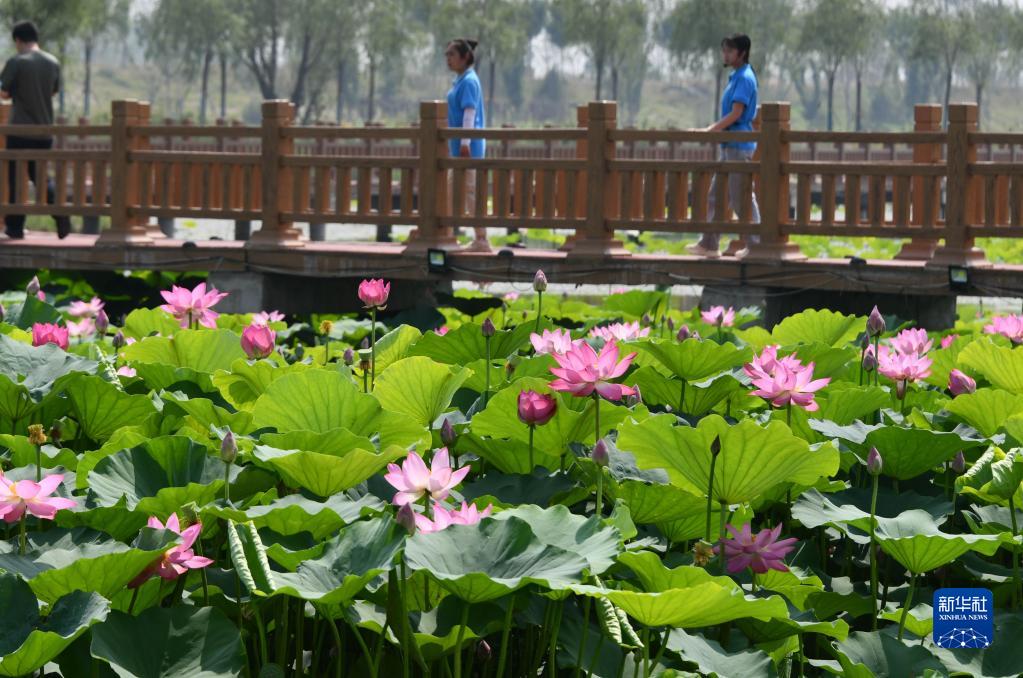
[633,338,751,383]
[212,358,308,411]
[617,414,839,504]
[0,574,109,678]
[455,433,560,474]
[771,308,861,347]
[946,388,1023,437]
[205,493,383,539]
[251,369,427,448]
[250,444,405,497]
[75,428,150,488]
[792,488,953,544]
[0,334,96,425]
[0,527,177,603]
[160,391,254,436]
[814,383,891,426]
[491,504,621,575]
[960,338,1023,394]
[0,434,77,471]
[86,436,243,516]
[958,448,1023,503]
[62,374,157,443]
[610,479,708,524]
[122,307,182,339]
[626,367,742,417]
[371,324,422,373]
[665,628,774,678]
[829,631,947,678]
[874,509,1003,573]
[374,357,469,428]
[3,296,60,330]
[602,289,666,319]
[928,612,1023,677]
[227,520,276,596]
[259,428,374,455]
[271,517,405,604]
[91,606,245,678]
[410,322,534,364]
[879,604,933,639]
[404,516,588,603]
[471,378,629,455]
[123,328,246,374]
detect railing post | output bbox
[133,102,165,239]
[404,100,457,253]
[96,99,152,245]
[564,100,627,257]
[930,103,988,267]
[895,104,941,260]
[249,100,304,248]
[744,102,804,261]
[558,104,588,252]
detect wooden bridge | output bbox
[1,98,1022,325]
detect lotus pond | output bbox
[2,271,1023,677]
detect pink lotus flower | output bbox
[503,291,520,303]
[517,390,558,426]
[385,448,469,506]
[948,369,976,396]
[530,328,578,355]
[984,315,1023,344]
[129,513,214,587]
[744,345,804,382]
[358,279,390,308]
[414,501,494,534]
[877,346,932,383]
[549,340,637,401]
[68,296,104,318]
[66,318,95,339]
[159,282,228,329]
[611,287,627,295]
[889,328,932,355]
[715,523,798,574]
[750,362,830,411]
[589,322,650,343]
[252,310,284,326]
[31,323,69,350]
[116,365,137,378]
[940,334,958,349]
[435,325,449,336]
[0,472,76,523]
[241,323,276,359]
[701,305,735,327]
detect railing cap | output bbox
[261,100,294,120]
[914,104,942,122]
[760,102,790,122]
[419,100,447,119]
[948,103,978,124]
[586,101,617,120]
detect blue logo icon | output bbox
[933,588,993,648]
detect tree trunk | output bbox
[944,65,953,124]
[713,68,723,122]
[855,68,862,131]
[611,66,619,101]
[83,39,93,117]
[367,55,377,123]
[58,42,66,116]
[487,57,496,123]
[976,82,983,129]
[594,49,605,100]
[199,49,213,125]
[826,70,836,131]
[219,52,227,119]
[336,57,346,123]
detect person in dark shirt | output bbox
[0,21,70,239]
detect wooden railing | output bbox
[1,98,1021,265]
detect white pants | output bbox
[698,147,761,249]
[447,170,486,240]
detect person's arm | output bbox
[703,102,745,132]
[0,58,15,100]
[459,106,476,157]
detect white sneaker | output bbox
[465,238,494,253]
[685,242,720,258]
[731,247,750,258]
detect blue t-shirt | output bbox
[447,67,486,158]
[721,63,757,152]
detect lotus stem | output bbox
[296,601,305,678]
[35,444,40,482]
[548,600,563,677]
[678,379,686,417]
[528,425,535,471]
[642,627,650,676]
[370,308,377,391]
[786,402,792,428]
[454,601,470,678]
[346,610,377,678]
[224,460,231,504]
[321,609,342,678]
[872,336,880,387]
[1010,495,1021,610]
[593,392,601,444]
[401,562,410,678]
[18,514,25,555]
[253,603,269,667]
[324,337,330,365]
[574,597,592,678]
[277,598,289,667]
[496,595,515,678]
[897,572,918,641]
[870,473,880,629]
[595,467,604,518]
[704,443,720,542]
[534,290,543,334]
[718,499,728,575]
[483,335,491,407]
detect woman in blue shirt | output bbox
[445,38,490,251]
[687,33,761,258]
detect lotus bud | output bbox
[521,310,528,320]
[178,502,200,527]
[220,430,237,464]
[26,275,40,297]
[358,348,371,372]
[361,337,370,350]
[518,390,557,427]
[27,423,46,446]
[112,330,126,349]
[440,418,457,447]
[342,348,355,366]
[867,305,885,337]
[866,447,883,475]
[667,317,675,332]
[862,348,877,372]
[895,379,907,400]
[48,420,62,445]
[320,319,334,335]
[0,302,5,323]
[95,309,110,335]
[481,318,496,338]
[860,332,870,350]
[952,450,966,474]
[948,369,976,396]
[477,640,492,662]
[677,325,691,341]
[626,384,642,408]
[710,435,721,457]
[592,438,610,467]
[396,503,416,535]
[693,540,714,567]
[533,269,547,292]
[642,313,652,326]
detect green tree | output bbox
[909,0,974,118]
[962,0,1015,126]
[78,0,131,117]
[548,0,643,101]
